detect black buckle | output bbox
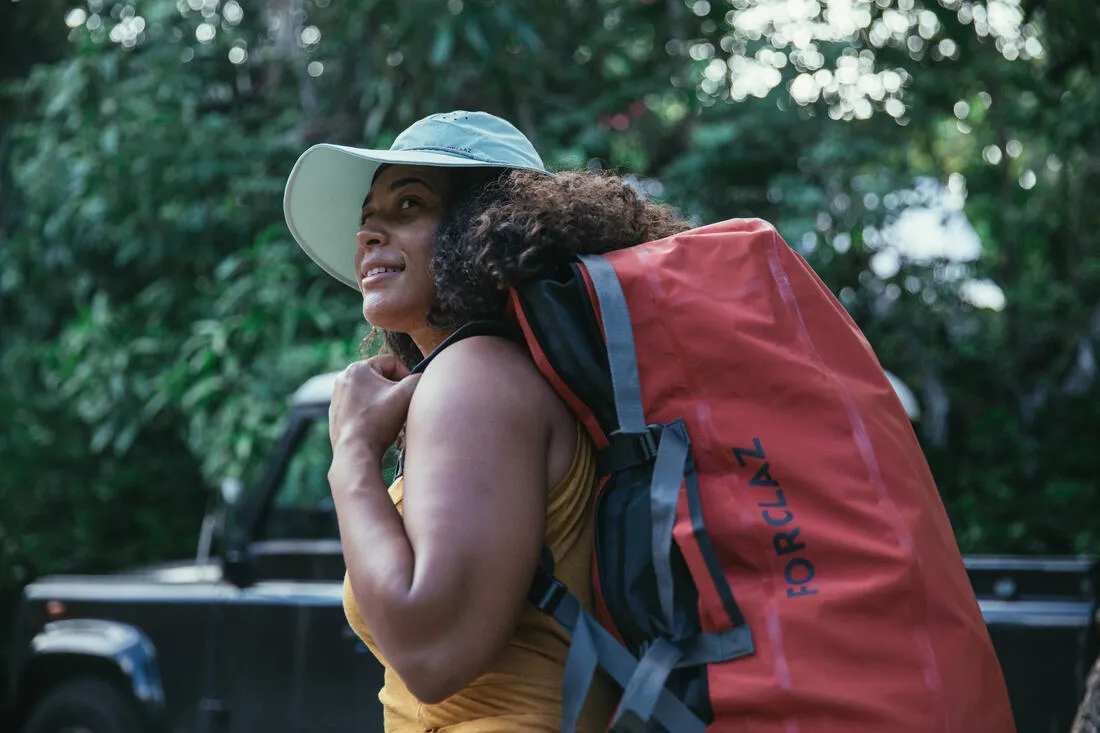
[635,426,661,461]
[529,572,569,615]
[598,424,664,475]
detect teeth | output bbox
[365,267,403,278]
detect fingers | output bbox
[328,354,421,456]
[336,356,419,402]
[394,372,422,400]
[366,353,412,381]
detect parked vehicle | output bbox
[969,554,1098,732]
[2,371,1096,732]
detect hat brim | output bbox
[283,144,537,290]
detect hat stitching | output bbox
[392,144,541,168]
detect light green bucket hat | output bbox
[283,110,548,289]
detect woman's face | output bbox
[355,164,452,339]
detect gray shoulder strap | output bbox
[576,254,646,434]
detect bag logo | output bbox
[732,438,820,599]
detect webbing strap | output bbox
[576,254,646,434]
[532,575,708,733]
[560,613,599,733]
[677,626,755,666]
[649,420,690,635]
[609,638,684,733]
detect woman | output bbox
[283,111,688,732]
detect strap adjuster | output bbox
[529,572,569,615]
[633,427,660,461]
[597,424,664,475]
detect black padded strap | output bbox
[410,320,525,375]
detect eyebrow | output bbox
[362,177,436,208]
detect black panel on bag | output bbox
[517,264,714,728]
[595,466,713,727]
[514,265,618,437]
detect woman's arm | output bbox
[329,336,557,703]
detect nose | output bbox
[356,225,385,249]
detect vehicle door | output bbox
[225,406,385,733]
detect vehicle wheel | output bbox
[1074,655,1100,733]
[22,678,141,733]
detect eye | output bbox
[360,210,375,225]
[398,197,421,211]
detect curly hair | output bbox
[372,168,690,369]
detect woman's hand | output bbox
[329,354,421,460]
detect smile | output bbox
[364,266,404,278]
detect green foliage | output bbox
[1,0,1098,589]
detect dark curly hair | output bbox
[370,168,690,369]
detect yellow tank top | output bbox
[342,427,618,732]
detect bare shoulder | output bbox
[413,335,558,414]
[406,334,577,485]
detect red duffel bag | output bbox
[510,218,1015,733]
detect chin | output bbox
[362,311,402,332]
[361,300,422,336]
[361,296,398,329]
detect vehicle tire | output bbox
[1074,655,1100,733]
[21,678,141,733]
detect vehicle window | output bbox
[265,417,339,541]
[262,415,402,541]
